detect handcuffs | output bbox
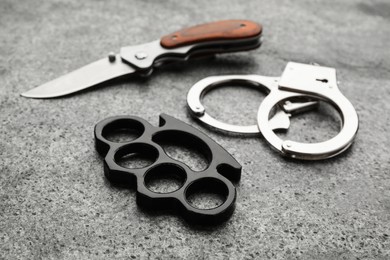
[187,62,359,160]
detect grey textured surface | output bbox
[1,0,389,259]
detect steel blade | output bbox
[21,54,135,98]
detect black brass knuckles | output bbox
[94,114,242,225]
[187,62,359,160]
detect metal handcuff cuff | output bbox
[187,62,359,160]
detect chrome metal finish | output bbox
[188,62,359,160]
[120,40,192,69]
[283,100,319,115]
[257,62,359,160]
[135,52,148,60]
[21,55,134,98]
[187,75,317,134]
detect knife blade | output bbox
[21,20,263,99]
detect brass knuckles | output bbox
[94,114,242,225]
[187,62,359,160]
[257,62,359,160]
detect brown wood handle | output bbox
[160,20,262,49]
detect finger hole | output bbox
[152,130,211,172]
[185,178,228,210]
[102,119,145,143]
[115,143,158,169]
[144,164,187,194]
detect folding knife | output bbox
[21,20,262,99]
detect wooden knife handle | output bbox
[160,20,262,49]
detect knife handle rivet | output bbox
[108,52,116,62]
[135,52,148,60]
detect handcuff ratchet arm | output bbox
[257,62,359,160]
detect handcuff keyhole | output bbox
[316,78,328,83]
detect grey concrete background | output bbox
[1,0,389,259]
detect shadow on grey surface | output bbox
[357,2,390,19]
[101,176,233,232]
[156,54,256,74]
[138,206,232,232]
